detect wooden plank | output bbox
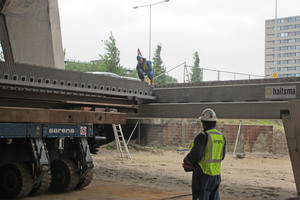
[0,106,49,123]
[0,107,126,124]
[48,109,126,124]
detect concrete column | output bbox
[0,13,13,61]
[0,0,64,69]
[282,100,300,197]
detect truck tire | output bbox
[0,162,33,198]
[50,158,79,192]
[75,169,94,189]
[30,170,51,195]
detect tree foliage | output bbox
[64,46,105,72]
[65,61,105,72]
[152,44,166,84]
[66,32,127,75]
[127,69,139,79]
[165,75,178,84]
[190,51,203,82]
[99,32,124,75]
[151,44,177,85]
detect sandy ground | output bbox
[23,143,297,200]
[92,143,297,200]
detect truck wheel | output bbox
[30,170,51,195]
[0,162,33,198]
[50,159,79,192]
[75,169,94,189]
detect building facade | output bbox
[265,15,300,78]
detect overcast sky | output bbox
[58,0,300,81]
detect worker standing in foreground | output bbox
[136,53,154,85]
[183,108,226,200]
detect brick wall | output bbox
[134,119,285,154]
[219,124,273,153]
[138,119,200,147]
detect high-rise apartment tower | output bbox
[265,15,300,78]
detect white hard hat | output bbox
[199,108,218,121]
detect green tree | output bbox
[190,51,203,82]
[166,75,178,84]
[152,44,167,84]
[151,44,178,85]
[65,61,105,72]
[99,32,123,75]
[127,69,139,79]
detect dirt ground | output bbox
[25,143,297,200]
[92,143,296,200]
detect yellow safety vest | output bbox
[143,61,149,72]
[190,129,224,175]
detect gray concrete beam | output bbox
[0,62,155,100]
[153,79,300,103]
[136,101,288,119]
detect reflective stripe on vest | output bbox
[189,129,224,175]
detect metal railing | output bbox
[154,62,265,83]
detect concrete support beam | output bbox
[0,0,64,69]
[137,101,288,119]
[282,100,300,197]
[0,12,13,61]
[153,80,300,103]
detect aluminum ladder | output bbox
[112,124,131,160]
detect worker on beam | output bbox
[136,49,154,85]
[183,108,226,200]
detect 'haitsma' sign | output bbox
[265,85,296,99]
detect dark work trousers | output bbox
[192,166,221,200]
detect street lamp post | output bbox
[133,0,170,61]
[275,0,278,73]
